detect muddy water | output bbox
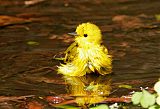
[0,0,159,101]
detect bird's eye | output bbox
[84,34,88,37]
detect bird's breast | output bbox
[78,45,101,60]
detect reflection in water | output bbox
[63,75,112,106]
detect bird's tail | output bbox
[58,59,89,76]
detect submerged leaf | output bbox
[89,104,109,109]
[27,41,39,45]
[118,84,132,89]
[155,15,160,21]
[85,82,98,91]
[55,105,80,109]
[112,15,144,30]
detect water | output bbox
[0,0,159,108]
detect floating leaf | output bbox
[140,90,156,108]
[148,105,156,109]
[27,41,39,45]
[118,84,132,89]
[89,104,109,109]
[154,81,160,95]
[131,92,142,105]
[132,90,156,108]
[148,105,160,109]
[55,105,80,109]
[156,96,160,105]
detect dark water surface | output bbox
[0,0,159,108]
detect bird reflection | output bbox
[63,74,112,106]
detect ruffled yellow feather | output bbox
[58,22,112,76]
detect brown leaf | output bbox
[0,102,14,109]
[0,95,34,102]
[113,34,126,38]
[28,101,44,109]
[112,15,144,30]
[49,35,58,40]
[49,34,74,43]
[22,75,65,85]
[119,42,130,48]
[46,96,64,104]
[0,15,31,27]
[25,0,45,6]
[100,25,113,32]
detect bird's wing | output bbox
[89,45,112,75]
[64,42,78,63]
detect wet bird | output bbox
[57,22,112,76]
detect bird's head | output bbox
[69,22,102,45]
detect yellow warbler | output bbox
[57,22,112,76]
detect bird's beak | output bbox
[68,32,78,36]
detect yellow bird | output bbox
[57,22,112,76]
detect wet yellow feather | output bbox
[58,22,112,76]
